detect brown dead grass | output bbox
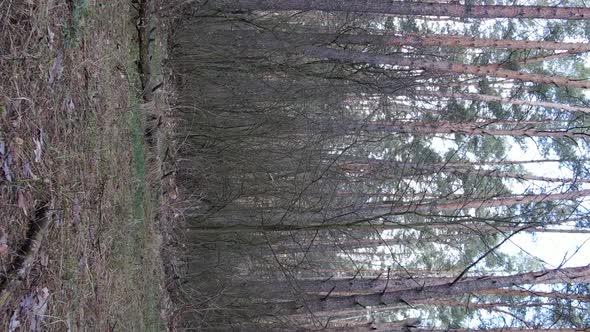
[0,0,174,330]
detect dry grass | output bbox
[0,0,174,330]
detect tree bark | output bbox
[361,120,590,140]
[387,34,590,52]
[215,0,590,20]
[303,46,590,90]
[478,288,590,302]
[418,90,590,114]
[202,30,590,53]
[382,188,590,214]
[482,51,577,70]
[190,189,590,230]
[341,160,590,184]
[337,157,569,170]
[269,265,590,314]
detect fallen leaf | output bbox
[48,53,63,85]
[8,310,20,332]
[30,288,50,332]
[168,188,178,200]
[20,288,50,332]
[0,227,8,255]
[68,99,75,112]
[78,256,86,272]
[20,294,34,312]
[47,27,55,50]
[33,139,42,163]
[62,97,77,119]
[39,128,46,146]
[17,190,27,216]
[14,137,24,145]
[23,162,38,180]
[2,152,13,182]
[40,253,49,267]
[72,198,81,226]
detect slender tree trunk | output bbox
[190,189,590,230]
[361,120,590,140]
[416,297,552,311]
[251,275,476,296]
[270,237,396,254]
[478,288,590,302]
[268,265,590,314]
[303,46,590,89]
[418,90,590,114]
[189,218,590,234]
[215,0,590,20]
[252,256,590,296]
[440,169,590,184]
[337,157,569,170]
[411,167,589,184]
[483,51,577,70]
[295,320,423,332]
[383,188,590,214]
[272,232,460,254]
[341,160,590,184]
[308,327,590,332]
[386,34,590,52]
[202,30,590,53]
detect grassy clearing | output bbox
[0,0,171,330]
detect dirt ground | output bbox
[0,0,177,330]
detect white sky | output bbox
[431,134,590,269]
[499,138,590,268]
[501,232,590,268]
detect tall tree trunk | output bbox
[190,189,590,230]
[483,51,576,70]
[418,90,590,114]
[252,258,590,296]
[439,169,590,184]
[361,120,590,140]
[268,265,590,314]
[308,327,590,332]
[341,160,590,184]
[271,231,462,255]
[383,188,590,214]
[251,275,477,296]
[303,46,590,89]
[337,157,569,170]
[386,34,590,52]
[189,218,590,234]
[478,288,590,302]
[363,329,590,332]
[416,297,552,311]
[202,30,590,53]
[215,0,590,20]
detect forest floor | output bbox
[0,1,178,330]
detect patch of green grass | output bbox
[64,0,92,48]
[103,27,165,329]
[106,106,163,331]
[129,109,146,208]
[62,253,81,331]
